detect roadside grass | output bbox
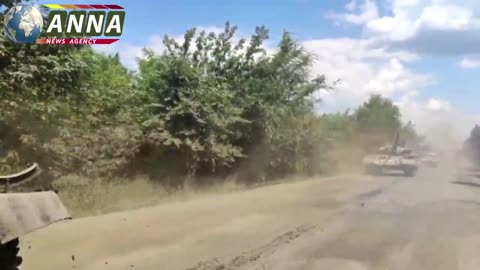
[55,174,247,217]
[55,170,345,218]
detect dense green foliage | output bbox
[0,4,417,188]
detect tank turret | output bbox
[362,132,419,177]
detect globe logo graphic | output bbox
[3,3,43,44]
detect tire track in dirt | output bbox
[185,225,316,270]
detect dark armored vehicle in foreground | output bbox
[0,163,70,269]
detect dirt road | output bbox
[20,162,480,270]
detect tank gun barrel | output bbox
[391,131,400,155]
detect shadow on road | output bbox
[451,181,480,188]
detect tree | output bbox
[136,22,329,183]
[464,125,480,163]
[400,121,421,147]
[353,94,402,149]
[137,24,248,180]
[42,49,144,178]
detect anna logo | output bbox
[3,3,125,45]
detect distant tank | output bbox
[0,163,71,269]
[419,152,439,168]
[362,133,419,177]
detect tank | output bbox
[419,152,439,168]
[362,133,419,177]
[0,163,71,269]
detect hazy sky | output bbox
[36,0,480,140]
